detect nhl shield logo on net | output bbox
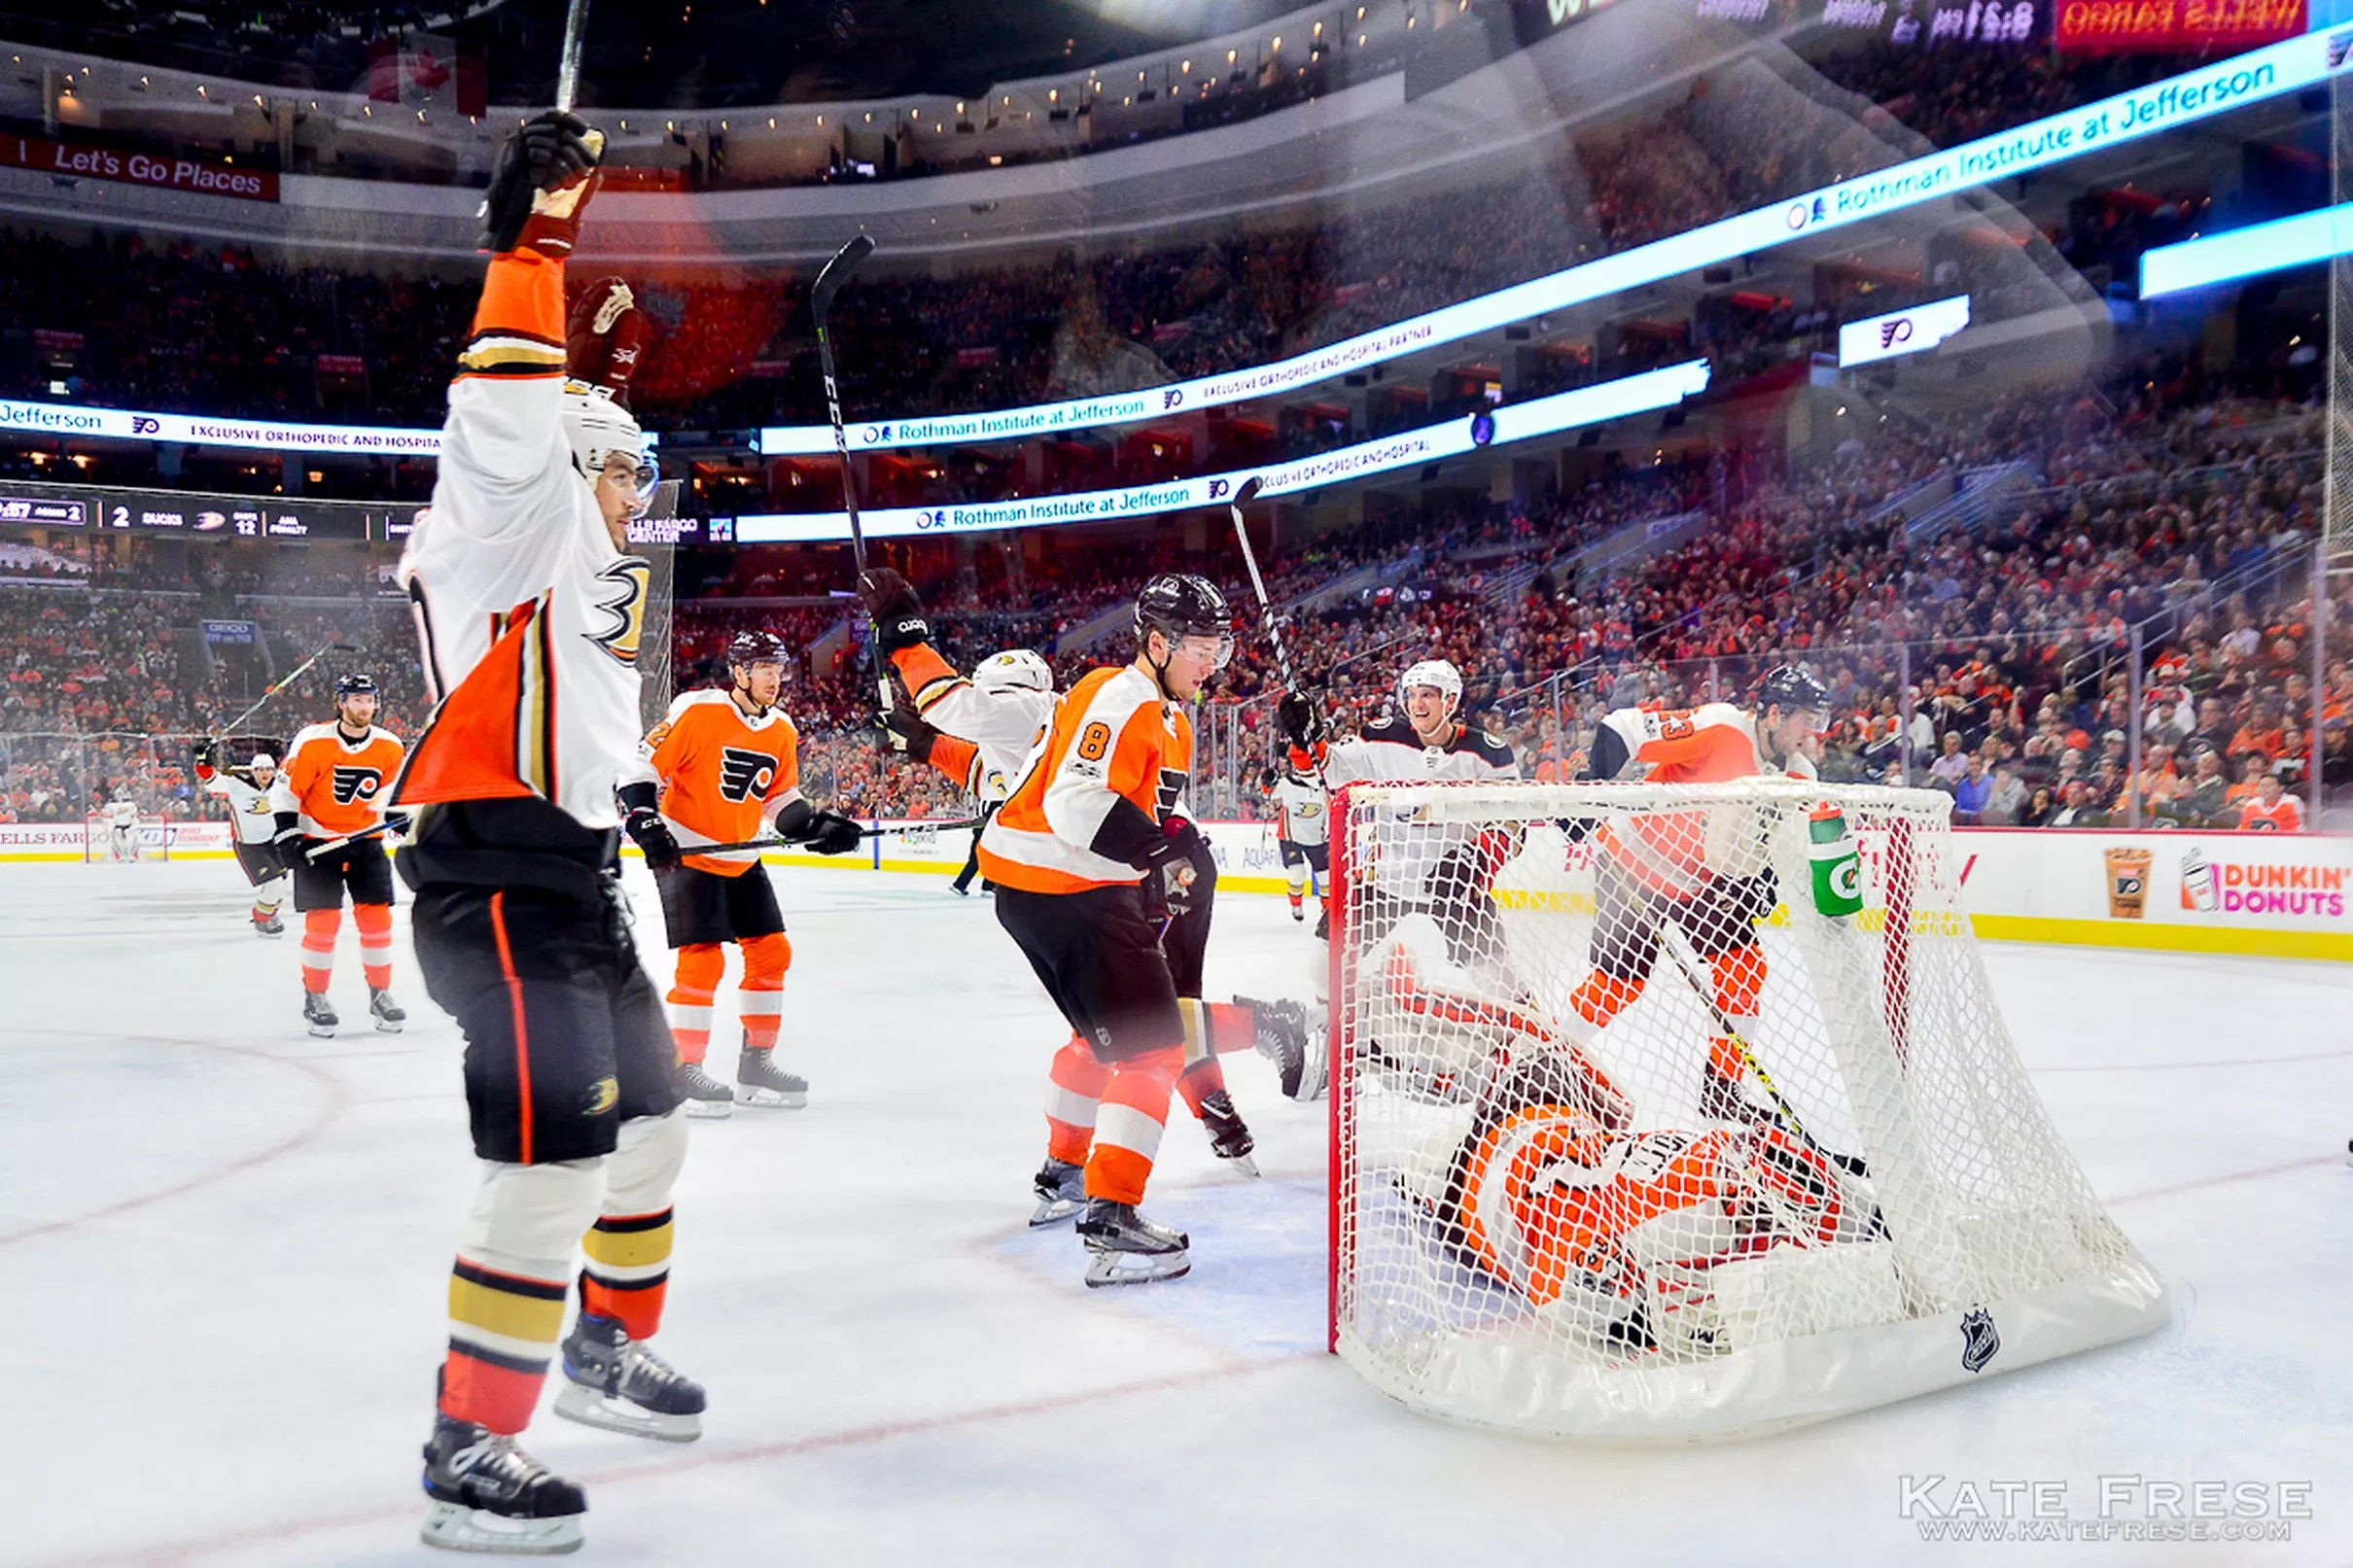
[1960,1307,2001,1374]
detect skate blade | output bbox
[374,1018,405,1034]
[682,1098,734,1121]
[1083,1248,1191,1288]
[306,1023,336,1039]
[1028,1196,1083,1228]
[421,1499,583,1555]
[1216,1151,1261,1179]
[552,1381,702,1443]
[738,1088,808,1109]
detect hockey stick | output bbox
[809,233,894,735]
[214,640,361,746]
[553,0,591,112]
[1653,926,1875,1186]
[1228,474,1331,788]
[304,824,396,861]
[687,815,986,856]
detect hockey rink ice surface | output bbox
[5,860,2350,1568]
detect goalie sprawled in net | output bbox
[1328,772,2169,1442]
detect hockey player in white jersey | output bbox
[193,742,288,934]
[1266,759,1329,933]
[385,110,701,1556]
[100,787,141,861]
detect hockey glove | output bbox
[381,810,414,840]
[857,569,931,656]
[193,738,217,771]
[799,809,866,857]
[879,705,941,766]
[1134,825,1202,923]
[616,781,682,872]
[1277,691,1323,749]
[270,809,305,866]
[479,110,604,257]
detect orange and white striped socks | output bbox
[300,908,339,993]
[1085,1049,1180,1204]
[738,931,790,1054]
[667,943,725,1064]
[355,902,394,991]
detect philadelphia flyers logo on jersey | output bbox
[332,766,385,805]
[1155,767,1187,819]
[718,747,776,803]
[586,557,651,668]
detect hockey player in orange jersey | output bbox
[1413,1055,1845,1352]
[269,672,408,1037]
[859,568,1309,1230]
[643,630,863,1115]
[1568,665,1831,1127]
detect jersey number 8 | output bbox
[1075,721,1113,762]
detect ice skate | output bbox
[678,1062,734,1120]
[1076,1199,1190,1287]
[736,1042,808,1108]
[1195,1089,1259,1177]
[370,987,407,1033]
[1238,994,1319,1101]
[302,990,337,1038]
[419,1412,585,1555]
[553,1310,705,1443]
[251,909,284,938]
[1313,908,1328,941]
[1288,898,1305,923]
[1030,1157,1086,1227]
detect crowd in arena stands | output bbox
[0,31,2267,462]
[5,346,2342,835]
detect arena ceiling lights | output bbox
[730,359,1711,543]
[758,31,2325,459]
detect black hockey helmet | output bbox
[334,672,378,700]
[1752,664,1830,716]
[1135,574,1233,668]
[726,630,790,670]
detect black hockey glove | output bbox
[879,705,940,766]
[270,809,305,865]
[616,781,682,872]
[858,569,931,657]
[1133,823,1204,923]
[799,809,866,856]
[193,738,217,771]
[1277,691,1323,749]
[479,110,604,256]
[381,810,413,839]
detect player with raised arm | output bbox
[194,743,289,935]
[270,674,407,1036]
[642,630,863,1117]
[385,109,705,1555]
[1567,665,1831,1127]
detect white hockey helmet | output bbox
[249,751,278,774]
[1398,658,1464,713]
[561,381,655,516]
[974,648,1053,695]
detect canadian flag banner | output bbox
[365,32,487,117]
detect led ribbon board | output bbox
[1839,295,1972,366]
[2139,200,2353,297]
[732,360,1711,542]
[0,399,441,456]
[759,33,2318,456]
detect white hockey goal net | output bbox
[84,812,163,862]
[1326,778,2167,1442]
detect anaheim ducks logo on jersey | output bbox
[585,557,650,668]
[332,766,385,805]
[718,747,777,803]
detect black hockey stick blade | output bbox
[812,234,876,320]
[1230,474,1264,511]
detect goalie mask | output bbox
[974,648,1053,696]
[562,382,657,518]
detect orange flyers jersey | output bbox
[978,665,1192,894]
[1587,702,1816,894]
[644,689,802,875]
[271,722,406,838]
[2240,795,2303,831]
